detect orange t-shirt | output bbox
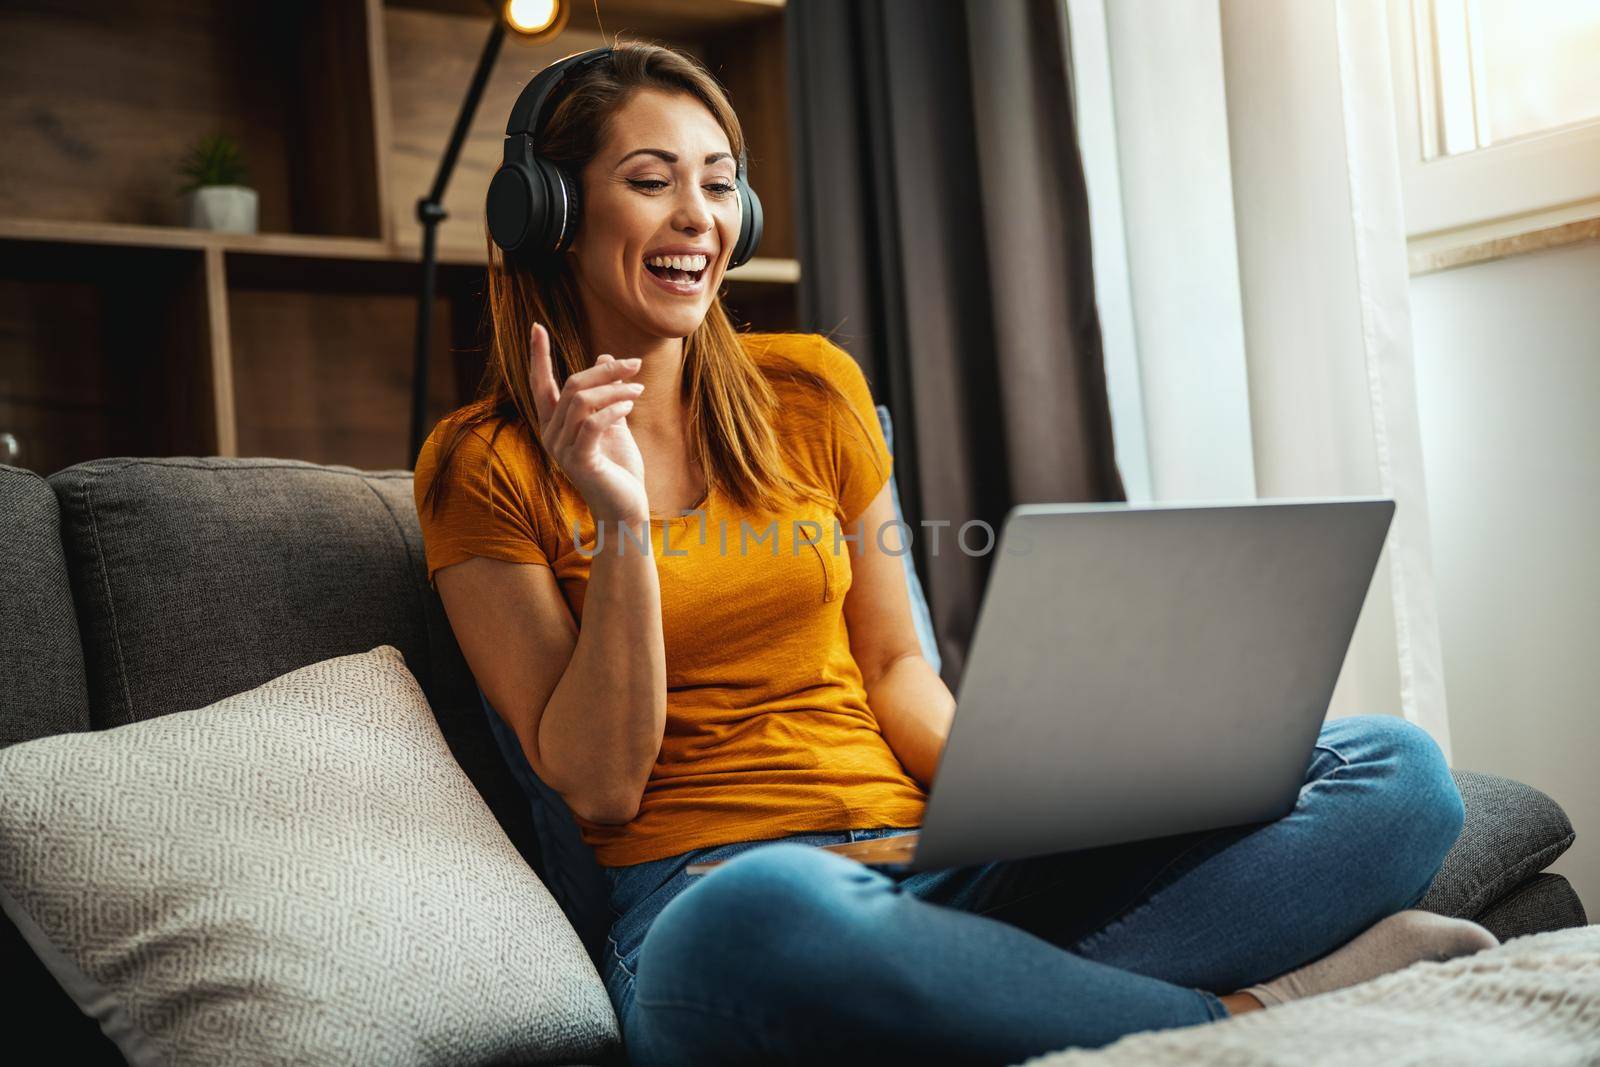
[412,331,929,867]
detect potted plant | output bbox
[177,133,258,234]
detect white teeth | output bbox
[645,254,708,271]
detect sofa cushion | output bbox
[0,464,116,1059]
[0,464,90,746]
[1474,872,1588,943]
[0,644,621,1066]
[481,686,615,973]
[1419,769,1577,920]
[875,404,941,672]
[44,457,542,878]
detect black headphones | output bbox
[486,46,764,271]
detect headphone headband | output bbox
[504,47,614,143]
[503,46,748,175]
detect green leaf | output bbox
[176,133,250,196]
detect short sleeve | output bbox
[814,336,894,529]
[413,423,551,589]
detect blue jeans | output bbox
[600,714,1465,1066]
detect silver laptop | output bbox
[687,496,1396,876]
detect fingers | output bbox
[527,323,641,444]
[572,398,634,456]
[555,378,643,434]
[544,353,642,453]
[564,355,641,392]
[528,324,561,428]
[548,380,642,456]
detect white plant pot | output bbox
[183,185,258,234]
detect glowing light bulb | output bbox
[505,0,559,35]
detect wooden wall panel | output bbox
[293,0,388,238]
[0,240,212,474]
[0,0,383,237]
[383,7,617,257]
[722,280,797,334]
[388,0,782,40]
[703,17,793,260]
[227,283,460,470]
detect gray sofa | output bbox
[1,456,1587,1064]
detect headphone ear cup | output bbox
[551,164,582,254]
[730,178,763,270]
[525,156,567,258]
[486,161,538,254]
[490,156,577,265]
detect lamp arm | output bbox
[410,17,508,465]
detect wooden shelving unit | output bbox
[0,0,797,476]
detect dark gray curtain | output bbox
[786,0,1127,687]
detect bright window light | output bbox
[1414,0,1600,159]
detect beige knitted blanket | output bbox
[1015,924,1600,1066]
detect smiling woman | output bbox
[414,35,983,1067]
[440,43,833,531]
[416,39,922,878]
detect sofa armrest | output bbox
[1417,768,1578,929]
[1473,871,1588,942]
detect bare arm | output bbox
[437,525,664,825]
[842,480,956,789]
[435,323,665,824]
[537,513,664,822]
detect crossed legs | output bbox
[622,715,1465,1066]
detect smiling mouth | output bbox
[644,261,707,285]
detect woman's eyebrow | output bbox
[614,148,734,169]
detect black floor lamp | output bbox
[409,0,571,465]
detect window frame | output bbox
[1388,0,1600,248]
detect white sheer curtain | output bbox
[1073,0,1452,754]
[1221,0,1453,758]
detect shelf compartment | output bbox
[0,238,217,476]
[222,250,485,470]
[0,0,386,239]
[722,276,798,334]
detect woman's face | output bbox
[568,89,742,344]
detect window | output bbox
[1415,0,1600,159]
[1390,0,1600,243]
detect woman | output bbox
[414,40,1496,1067]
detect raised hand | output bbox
[527,323,649,524]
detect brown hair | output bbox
[421,37,877,536]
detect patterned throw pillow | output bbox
[0,645,620,1066]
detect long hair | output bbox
[421,38,875,537]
